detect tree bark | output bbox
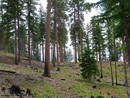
[122,5,130,68]
[122,37,128,86]
[63,44,66,62]
[17,0,21,62]
[8,37,10,53]
[2,32,5,51]
[42,41,44,63]
[43,0,51,77]
[28,1,31,65]
[99,49,103,78]
[60,46,63,62]
[77,1,83,54]
[109,48,114,86]
[14,18,18,65]
[53,11,56,67]
[113,37,117,85]
[56,28,60,71]
[74,4,77,64]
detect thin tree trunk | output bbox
[122,5,130,68]
[60,46,63,62]
[17,1,21,62]
[2,32,5,52]
[99,49,103,78]
[14,18,18,65]
[43,0,51,77]
[53,11,56,67]
[8,37,10,53]
[56,28,60,71]
[77,2,83,54]
[113,37,117,85]
[122,37,128,86]
[109,48,114,86]
[64,44,66,62]
[42,41,44,63]
[28,1,31,65]
[22,40,25,57]
[74,5,77,64]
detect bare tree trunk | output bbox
[74,5,77,64]
[122,37,128,86]
[21,40,25,57]
[14,18,18,65]
[56,29,60,71]
[60,46,63,62]
[17,0,20,62]
[113,37,117,85]
[42,41,44,63]
[43,0,51,77]
[122,5,130,68]
[8,37,10,53]
[77,2,83,54]
[28,1,31,65]
[53,11,56,67]
[63,44,66,62]
[99,49,103,78]
[2,32,5,51]
[109,48,114,86]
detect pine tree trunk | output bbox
[60,46,63,62]
[113,37,117,85]
[122,5,130,68]
[2,32,5,51]
[53,11,56,67]
[74,5,77,64]
[43,0,51,77]
[122,37,128,86]
[56,29,60,71]
[77,2,83,54]
[64,44,66,62]
[28,1,31,65]
[22,40,25,57]
[17,2,21,62]
[109,48,114,86]
[8,37,10,53]
[14,18,18,65]
[42,41,44,63]
[99,50,103,78]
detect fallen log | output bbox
[0,69,16,74]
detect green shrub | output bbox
[97,94,105,98]
[79,49,99,81]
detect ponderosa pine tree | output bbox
[43,0,51,77]
[52,0,68,70]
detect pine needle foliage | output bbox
[79,49,99,81]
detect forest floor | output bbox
[0,52,130,98]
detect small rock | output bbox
[34,68,38,72]
[68,87,71,90]
[97,79,101,82]
[10,84,21,95]
[107,92,110,95]
[26,88,31,97]
[76,74,80,76]
[1,87,6,92]
[92,85,96,89]
[60,78,65,81]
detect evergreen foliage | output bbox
[79,49,99,81]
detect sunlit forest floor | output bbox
[0,52,130,98]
